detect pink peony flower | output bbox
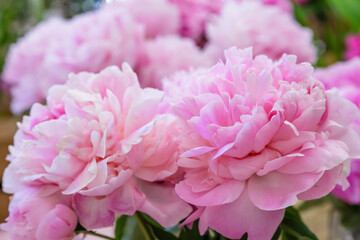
[1,190,77,240]
[205,1,317,64]
[345,34,360,60]
[315,58,360,204]
[104,0,180,38]
[2,4,144,114]
[164,47,360,239]
[3,64,191,230]
[137,35,211,89]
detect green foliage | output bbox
[0,1,29,72]
[279,207,318,240]
[115,215,128,240]
[327,0,360,32]
[179,221,202,240]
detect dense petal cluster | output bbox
[164,47,360,239]
[137,35,211,88]
[205,1,316,64]
[345,35,360,60]
[315,58,360,204]
[2,65,191,238]
[2,4,144,114]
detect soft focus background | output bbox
[0,0,360,239]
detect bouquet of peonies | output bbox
[1,0,360,240]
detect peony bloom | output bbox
[164,47,360,239]
[205,1,317,64]
[3,64,191,230]
[137,35,211,89]
[105,0,180,38]
[2,4,144,114]
[1,190,77,240]
[345,35,360,60]
[315,58,360,204]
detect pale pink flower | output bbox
[3,64,191,230]
[345,35,360,60]
[205,1,316,64]
[164,47,360,239]
[104,0,180,38]
[1,190,77,240]
[315,58,360,204]
[137,35,211,89]
[2,4,144,114]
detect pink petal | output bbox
[175,179,244,206]
[74,194,115,229]
[299,165,345,200]
[79,169,133,196]
[218,148,280,180]
[200,187,285,239]
[248,171,322,210]
[62,159,97,195]
[137,181,192,227]
[108,180,145,215]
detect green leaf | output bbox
[147,224,179,240]
[280,207,318,240]
[115,215,128,240]
[137,212,179,240]
[179,221,202,240]
[141,213,163,229]
[327,0,360,31]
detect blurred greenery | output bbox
[292,0,360,66]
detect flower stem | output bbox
[75,230,115,240]
[134,212,154,240]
